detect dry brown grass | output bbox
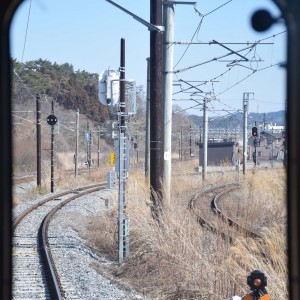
[227,224,288,299]
[219,168,286,232]
[83,163,287,299]
[12,162,111,206]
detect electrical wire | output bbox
[174,42,260,74]
[174,0,234,69]
[215,61,285,97]
[173,103,203,115]
[202,0,233,18]
[21,0,32,62]
[173,30,286,102]
[12,114,34,123]
[172,59,284,116]
[59,123,75,132]
[174,30,286,75]
[216,98,240,111]
[174,16,204,69]
[13,69,36,99]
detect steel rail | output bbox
[212,188,261,239]
[13,183,105,229]
[189,183,261,242]
[39,184,106,299]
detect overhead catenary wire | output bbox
[172,59,284,115]
[173,30,286,77]
[215,61,285,97]
[12,114,35,123]
[174,42,269,74]
[202,0,233,18]
[173,30,286,101]
[21,0,32,62]
[173,103,203,115]
[174,0,233,68]
[172,41,274,45]
[13,69,36,100]
[59,123,75,132]
[174,61,285,114]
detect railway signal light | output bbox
[246,270,268,297]
[252,126,258,137]
[47,114,57,126]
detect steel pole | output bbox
[180,128,183,161]
[202,98,208,180]
[189,125,192,157]
[119,38,129,262]
[97,124,100,168]
[75,109,79,177]
[50,100,54,193]
[243,93,249,175]
[36,94,41,186]
[145,58,150,179]
[163,1,174,205]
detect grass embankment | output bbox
[84,165,288,299]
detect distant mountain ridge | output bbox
[188,111,285,129]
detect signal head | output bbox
[247,270,267,292]
[252,126,258,137]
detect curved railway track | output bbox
[12,183,106,299]
[189,183,261,242]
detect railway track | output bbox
[190,183,261,242]
[13,168,100,185]
[12,183,106,299]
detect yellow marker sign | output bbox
[110,151,115,165]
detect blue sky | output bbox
[10,0,286,118]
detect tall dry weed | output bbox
[226,224,287,299]
[85,166,287,299]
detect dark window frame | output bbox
[1,1,300,299]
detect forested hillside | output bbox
[12,58,109,123]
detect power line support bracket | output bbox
[105,0,164,32]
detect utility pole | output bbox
[75,109,79,177]
[162,0,174,205]
[189,125,192,157]
[105,0,166,218]
[150,0,164,219]
[271,127,274,167]
[86,121,92,170]
[135,134,139,163]
[118,38,129,263]
[180,128,183,161]
[198,126,202,168]
[36,94,41,187]
[97,124,101,168]
[243,93,253,175]
[162,0,196,205]
[243,94,248,175]
[178,134,181,159]
[46,102,57,193]
[145,57,150,180]
[50,100,55,193]
[202,98,208,180]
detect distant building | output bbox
[264,123,285,133]
[198,142,236,166]
[248,129,285,163]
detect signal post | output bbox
[98,38,136,263]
